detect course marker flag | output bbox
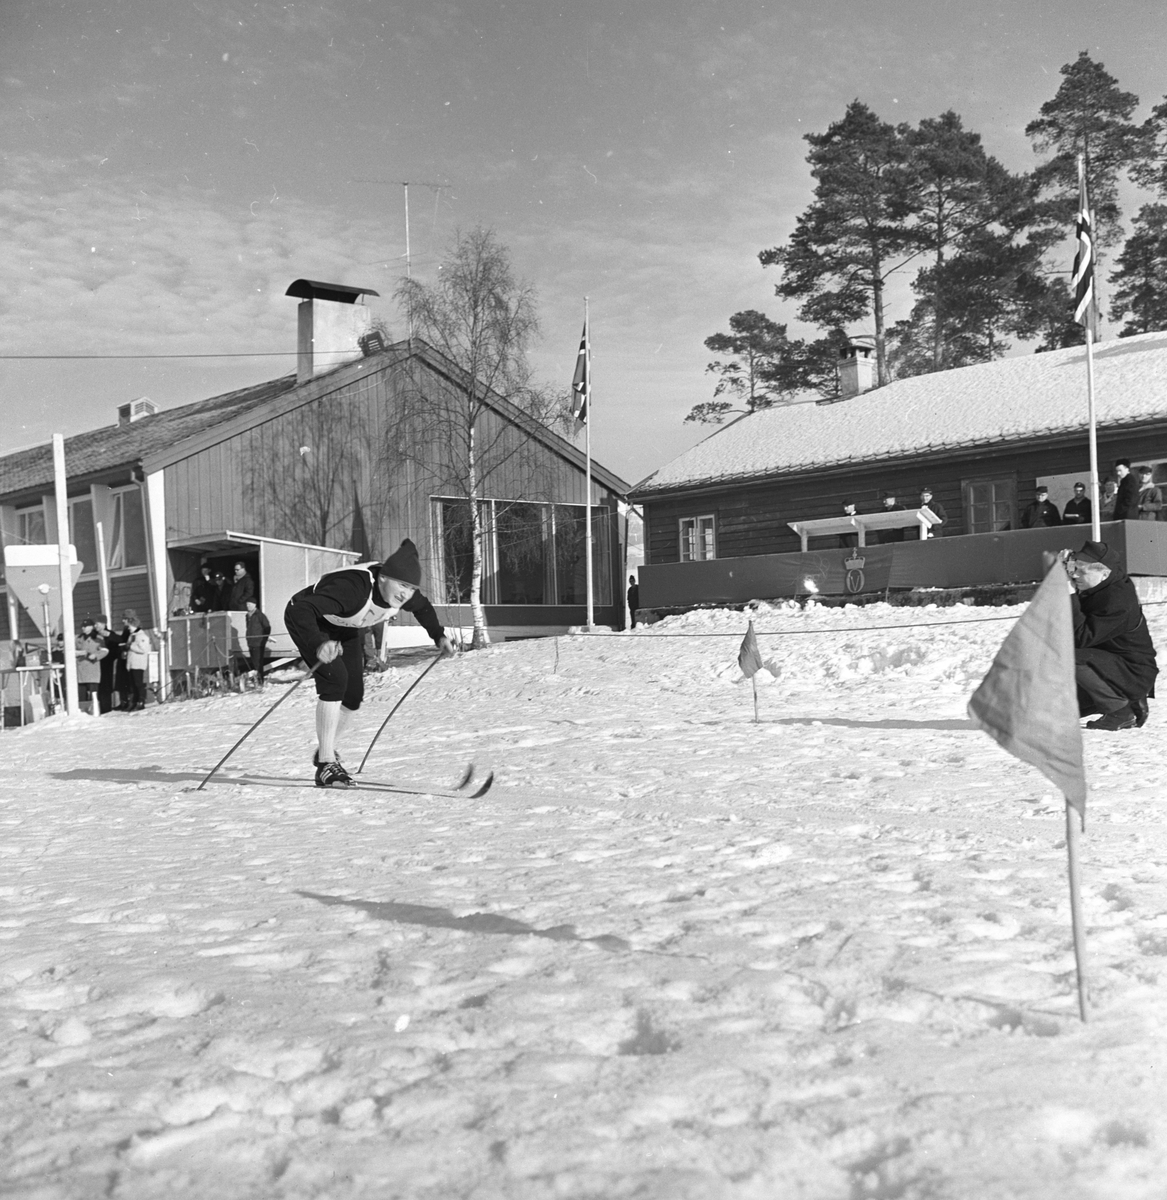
[967,563,1086,816]
[739,620,764,723]
[738,620,763,679]
[967,561,1089,1019]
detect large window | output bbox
[433,497,611,606]
[108,487,148,570]
[679,514,716,561]
[68,498,98,577]
[16,505,46,546]
[963,477,1015,534]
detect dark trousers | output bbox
[1076,663,1131,715]
[248,638,268,682]
[128,669,147,710]
[97,679,113,714]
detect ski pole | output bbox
[356,652,442,774]
[196,662,321,791]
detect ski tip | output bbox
[456,762,475,791]
[469,772,494,799]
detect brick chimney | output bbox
[286,280,380,383]
[838,341,874,399]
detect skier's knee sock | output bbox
[336,704,355,753]
[316,701,343,762]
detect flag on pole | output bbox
[738,620,763,679]
[1071,166,1095,333]
[967,564,1087,817]
[570,319,590,424]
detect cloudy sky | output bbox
[3,1,1167,486]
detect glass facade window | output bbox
[434,497,611,606]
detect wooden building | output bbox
[631,332,1167,601]
[0,282,629,666]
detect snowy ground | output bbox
[5,600,1167,1200]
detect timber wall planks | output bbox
[644,428,1167,564]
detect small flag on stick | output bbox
[1071,162,1096,336]
[570,319,590,424]
[967,561,1089,1020]
[739,620,764,723]
[967,564,1086,816]
[738,620,763,678]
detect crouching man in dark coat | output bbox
[285,539,455,786]
[1063,540,1157,730]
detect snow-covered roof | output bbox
[632,330,1167,496]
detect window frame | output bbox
[106,485,150,575]
[679,513,717,562]
[961,476,1016,535]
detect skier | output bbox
[284,539,455,787]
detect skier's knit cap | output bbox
[381,539,422,587]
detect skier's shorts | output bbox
[289,628,365,709]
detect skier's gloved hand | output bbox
[437,636,457,659]
[316,639,342,664]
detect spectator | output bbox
[213,571,229,611]
[919,486,946,537]
[190,565,217,614]
[1062,541,1158,730]
[244,600,271,685]
[1062,481,1092,527]
[226,561,257,610]
[93,615,117,714]
[1136,465,1163,521]
[122,611,152,711]
[109,613,132,709]
[1099,477,1118,522]
[75,617,108,715]
[1020,485,1060,528]
[838,502,859,548]
[875,493,906,544]
[1113,458,1140,520]
[627,575,641,628]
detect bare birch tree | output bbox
[393,227,569,648]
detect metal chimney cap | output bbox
[285,279,381,304]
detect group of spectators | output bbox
[64,610,154,715]
[1021,460,1164,528]
[185,560,271,686]
[189,561,257,613]
[839,486,948,546]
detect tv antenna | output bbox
[351,179,448,276]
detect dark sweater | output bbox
[285,567,444,657]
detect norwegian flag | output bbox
[1071,171,1095,332]
[570,319,590,424]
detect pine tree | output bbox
[1025,51,1142,249]
[1109,204,1167,336]
[760,101,916,387]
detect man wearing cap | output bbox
[285,539,455,787]
[1062,541,1158,731]
[1136,465,1163,521]
[1021,486,1060,528]
[874,494,906,544]
[1062,482,1092,527]
[919,487,946,537]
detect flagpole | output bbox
[1076,153,1102,542]
[1065,798,1089,1021]
[751,674,759,723]
[584,296,594,631]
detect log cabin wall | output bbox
[642,423,1167,564]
